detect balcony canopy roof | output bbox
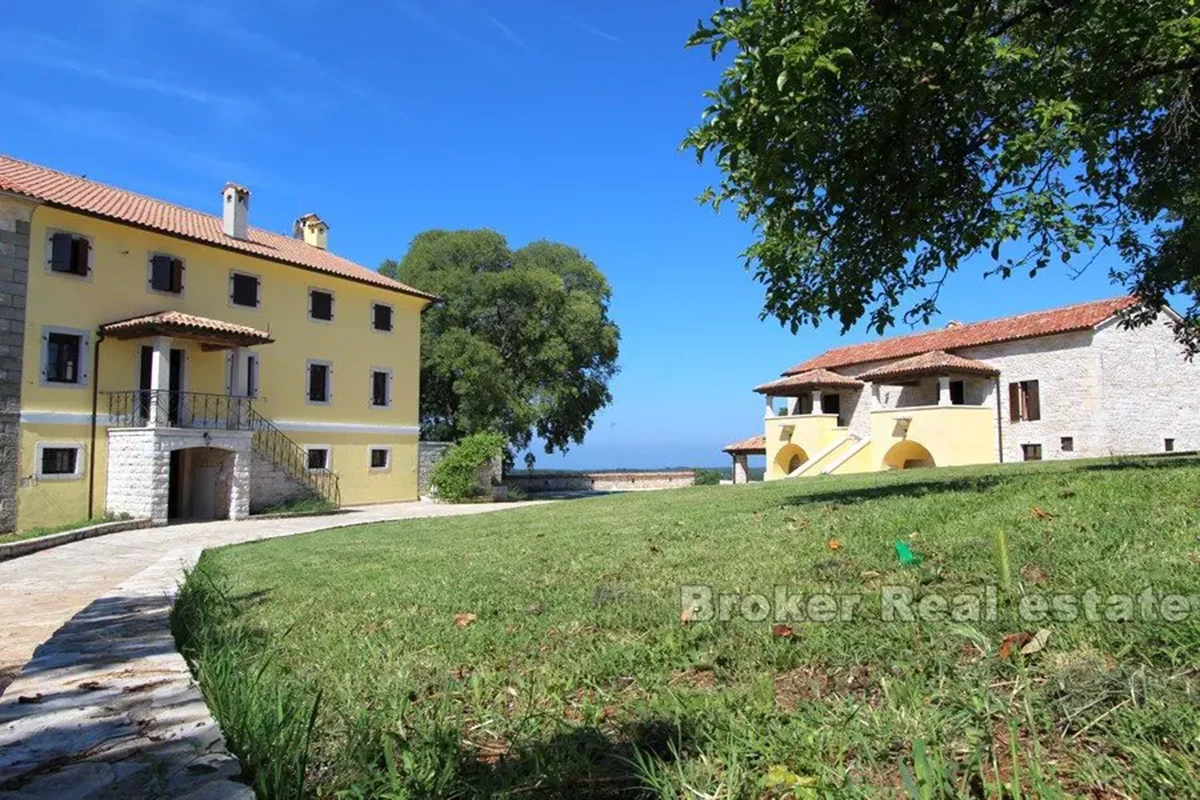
[856,350,999,384]
[754,368,864,396]
[723,435,767,455]
[100,311,274,351]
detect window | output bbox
[39,446,79,477]
[227,353,259,398]
[372,303,393,332]
[48,231,90,276]
[306,447,330,471]
[230,272,260,308]
[369,447,390,469]
[1165,438,1175,453]
[307,361,331,404]
[44,330,84,385]
[1060,436,1074,452]
[1022,443,1043,462]
[1008,380,1041,422]
[309,289,334,321]
[149,254,184,294]
[371,369,391,407]
[949,380,966,406]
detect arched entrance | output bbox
[169,447,236,520]
[883,440,935,470]
[774,444,810,477]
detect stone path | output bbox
[0,501,545,798]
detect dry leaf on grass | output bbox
[771,624,794,639]
[1031,506,1055,520]
[827,538,843,551]
[453,612,477,628]
[1021,628,1051,655]
[680,606,696,625]
[999,632,1033,658]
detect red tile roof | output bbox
[0,155,438,302]
[754,368,865,395]
[856,350,999,383]
[784,296,1136,374]
[723,435,766,454]
[100,311,274,347]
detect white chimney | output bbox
[293,213,329,250]
[222,182,251,239]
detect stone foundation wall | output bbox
[505,470,696,494]
[0,197,33,533]
[249,449,317,513]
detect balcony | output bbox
[104,390,253,431]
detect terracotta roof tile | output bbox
[856,350,999,383]
[754,368,864,395]
[723,435,766,454]
[101,311,273,346]
[784,296,1136,374]
[0,155,437,302]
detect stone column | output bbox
[764,395,775,419]
[733,454,749,485]
[938,376,952,406]
[147,336,172,426]
[811,389,823,415]
[230,448,251,520]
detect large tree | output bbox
[685,0,1200,353]
[381,230,620,463]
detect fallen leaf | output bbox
[999,632,1033,659]
[860,570,881,580]
[1031,506,1055,520]
[827,537,842,551]
[454,612,477,628]
[788,518,809,531]
[771,624,794,638]
[527,602,545,615]
[680,607,695,625]
[1021,628,1052,656]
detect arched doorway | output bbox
[169,447,236,520]
[883,440,935,470]
[774,444,810,477]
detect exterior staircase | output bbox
[247,409,341,506]
[786,435,860,478]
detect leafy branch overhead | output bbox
[381,230,620,462]
[685,0,1200,352]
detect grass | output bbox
[0,513,130,545]
[172,456,1200,798]
[252,497,340,516]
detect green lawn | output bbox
[0,514,127,545]
[174,456,1200,799]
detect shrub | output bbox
[694,469,722,486]
[430,432,507,502]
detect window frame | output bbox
[368,446,391,472]
[304,445,332,472]
[40,326,90,389]
[1165,438,1176,453]
[147,251,186,296]
[372,302,394,333]
[305,359,333,405]
[35,442,85,481]
[1021,443,1043,462]
[1060,436,1074,453]
[45,229,93,280]
[225,351,261,399]
[308,287,335,323]
[229,270,262,309]
[369,367,393,409]
[1008,380,1041,422]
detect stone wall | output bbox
[418,441,452,496]
[249,449,317,513]
[505,470,696,494]
[0,197,33,533]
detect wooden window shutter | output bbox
[1008,382,1021,422]
[73,238,91,275]
[1026,381,1041,421]
[50,233,73,271]
[171,258,184,292]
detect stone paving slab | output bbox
[0,500,546,798]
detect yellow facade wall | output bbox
[16,206,428,530]
[764,414,842,480]
[869,406,996,472]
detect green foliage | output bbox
[380,230,620,461]
[694,468,722,485]
[685,1,1200,352]
[429,431,507,502]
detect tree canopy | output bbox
[380,230,620,463]
[685,0,1200,353]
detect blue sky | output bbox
[3,0,1127,469]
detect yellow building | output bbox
[0,155,437,531]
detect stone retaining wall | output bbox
[418,441,452,496]
[505,470,696,494]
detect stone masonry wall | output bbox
[0,197,33,533]
[249,449,317,513]
[418,441,452,496]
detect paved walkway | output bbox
[0,501,544,798]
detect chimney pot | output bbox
[293,213,329,250]
[222,182,250,240]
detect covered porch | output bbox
[722,435,766,484]
[754,368,865,480]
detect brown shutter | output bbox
[72,238,90,275]
[1008,382,1021,422]
[1026,381,1041,421]
[171,258,184,292]
[50,233,73,271]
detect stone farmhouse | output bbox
[725,296,1200,482]
[0,155,437,531]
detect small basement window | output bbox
[39,446,80,478]
[1165,438,1175,453]
[309,289,334,321]
[149,254,184,293]
[306,447,330,471]
[48,231,91,276]
[369,448,390,469]
[1060,436,1074,452]
[372,303,393,332]
[230,272,260,307]
[1022,443,1043,462]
